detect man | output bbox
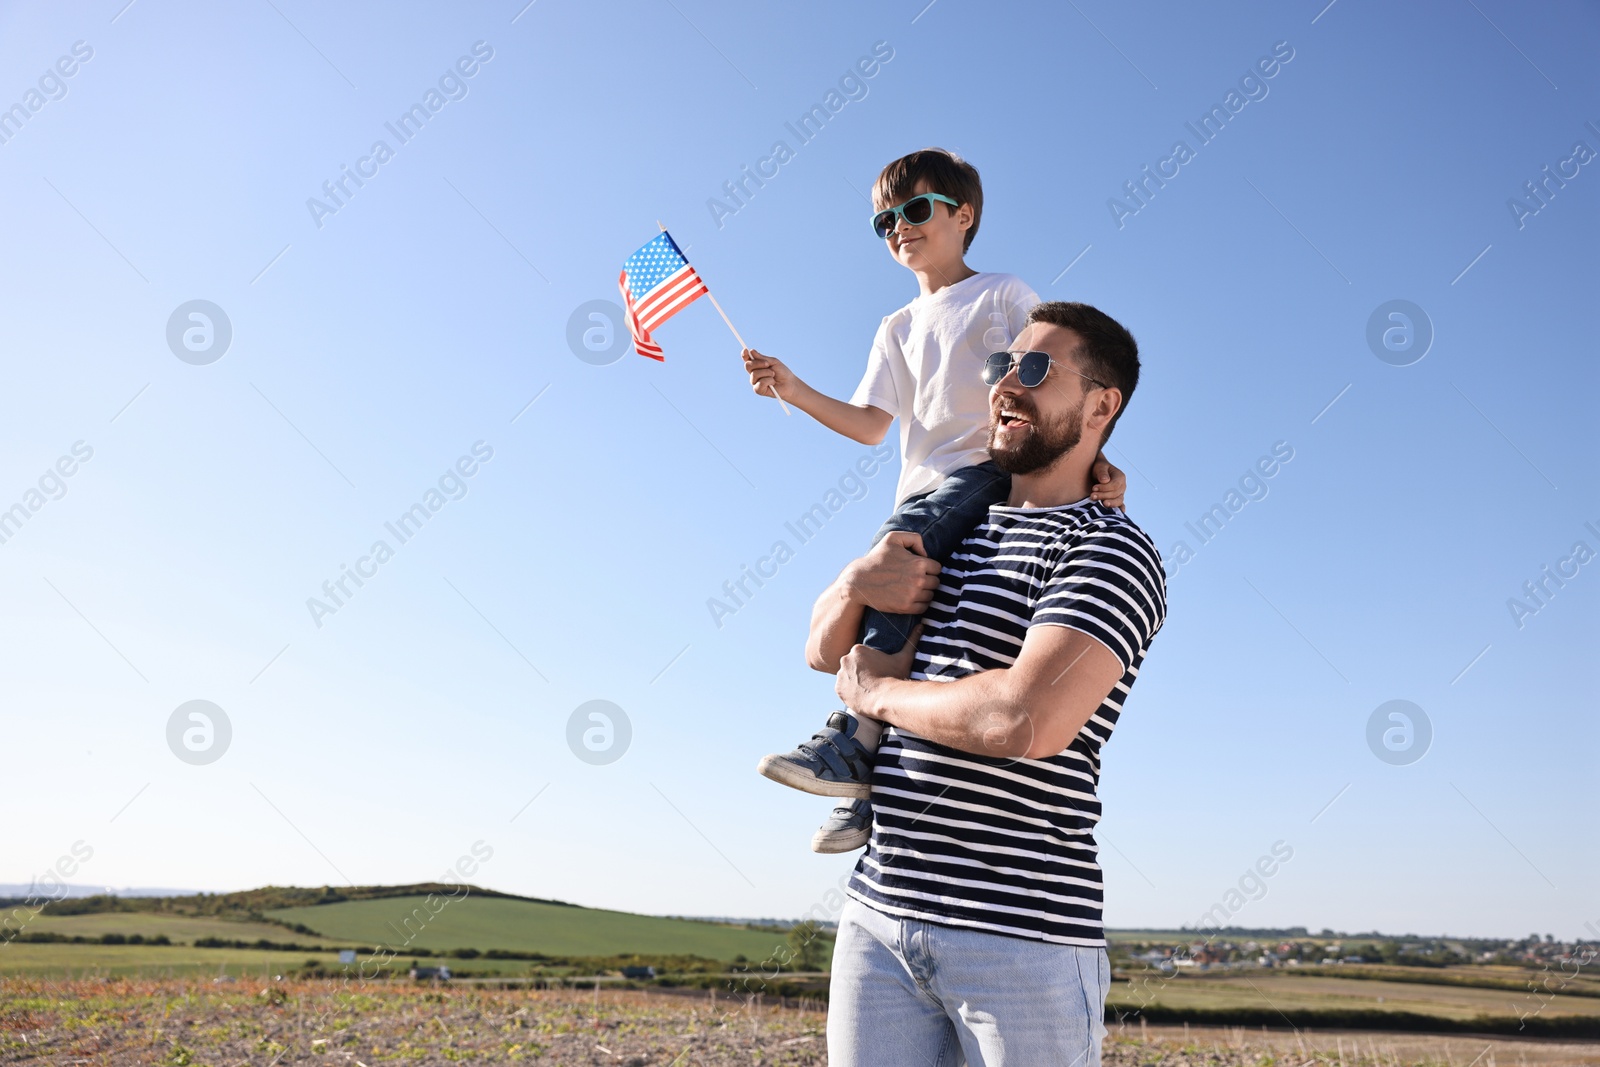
[807,301,1168,1066]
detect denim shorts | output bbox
[827,897,1111,1066]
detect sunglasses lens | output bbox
[1018,352,1050,388]
[982,352,1011,386]
[902,196,935,225]
[872,211,896,238]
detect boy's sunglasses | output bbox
[983,351,1107,390]
[871,192,960,239]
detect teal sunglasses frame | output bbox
[870,192,961,239]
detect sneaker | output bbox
[756,711,873,798]
[812,798,872,854]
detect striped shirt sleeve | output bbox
[1029,524,1164,672]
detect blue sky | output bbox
[1,0,1594,940]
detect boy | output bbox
[743,148,1126,853]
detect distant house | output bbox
[410,965,452,981]
[620,966,656,980]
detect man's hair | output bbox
[1026,301,1140,442]
[873,148,983,252]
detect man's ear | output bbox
[1089,388,1123,438]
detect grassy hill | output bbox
[7,882,552,919]
[7,889,1598,1037]
[0,941,350,979]
[3,884,803,968]
[10,911,344,947]
[265,895,794,960]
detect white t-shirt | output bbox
[850,272,1040,504]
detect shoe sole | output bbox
[756,754,872,799]
[811,827,870,854]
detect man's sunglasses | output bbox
[870,193,960,239]
[982,351,1107,390]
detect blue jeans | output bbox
[827,898,1111,1067]
[860,461,1011,653]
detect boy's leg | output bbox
[758,464,1009,804]
[858,461,1012,655]
[812,797,873,854]
[756,711,873,798]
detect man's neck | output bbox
[915,260,977,297]
[1005,449,1096,509]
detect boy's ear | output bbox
[954,201,974,233]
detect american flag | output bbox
[618,231,709,361]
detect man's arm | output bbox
[835,624,1126,760]
[805,531,943,672]
[743,349,893,445]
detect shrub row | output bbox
[3,932,172,945]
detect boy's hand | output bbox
[743,348,797,402]
[1089,451,1127,511]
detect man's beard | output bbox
[987,393,1085,475]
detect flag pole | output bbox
[658,221,790,415]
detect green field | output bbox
[1,887,809,978]
[9,889,1592,1039]
[0,940,672,979]
[0,941,347,978]
[11,910,344,946]
[265,895,796,960]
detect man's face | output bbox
[881,179,971,270]
[987,322,1093,475]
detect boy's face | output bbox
[882,179,973,272]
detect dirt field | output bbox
[4,979,1598,1066]
[1106,1020,1600,1067]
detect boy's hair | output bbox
[1026,301,1140,442]
[873,148,983,252]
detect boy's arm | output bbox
[744,348,893,446]
[805,532,942,672]
[1090,452,1127,510]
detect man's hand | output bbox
[1089,451,1127,511]
[846,531,942,616]
[835,626,922,718]
[743,348,797,402]
[806,533,940,673]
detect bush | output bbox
[485,949,549,960]
[787,921,827,971]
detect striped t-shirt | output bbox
[847,498,1167,946]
